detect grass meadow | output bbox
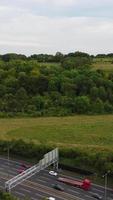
[92,57,113,71]
[0,115,113,152]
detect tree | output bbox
[93,98,104,113]
[15,87,28,112]
[54,52,63,62]
[0,190,17,199]
[37,75,49,94]
[98,86,107,101]
[0,84,7,97]
[104,101,113,113]
[62,57,91,70]
[74,96,90,113]
[2,53,27,62]
[90,87,99,100]
[32,95,44,111]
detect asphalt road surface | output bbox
[0,156,113,200]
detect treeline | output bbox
[0,140,113,173]
[0,190,31,200]
[1,52,113,62]
[0,51,113,116]
[0,191,17,200]
[0,51,91,62]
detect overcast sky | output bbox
[0,0,113,55]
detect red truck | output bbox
[58,177,91,190]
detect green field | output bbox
[92,57,113,71]
[0,115,113,151]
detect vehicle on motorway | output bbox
[17,163,31,173]
[52,183,64,191]
[91,193,102,199]
[20,163,31,169]
[17,167,25,173]
[49,171,57,176]
[43,197,55,200]
[58,177,91,190]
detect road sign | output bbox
[5,148,59,192]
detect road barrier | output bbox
[5,148,59,192]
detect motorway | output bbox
[0,157,113,200]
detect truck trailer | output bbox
[58,177,91,190]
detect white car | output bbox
[47,197,55,200]
[49,170,57,176]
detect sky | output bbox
[0,0,113,55]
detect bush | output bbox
[0,140,113,174]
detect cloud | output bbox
[1,0,113,17]
[0,0,113,55]
[0,10,113,55]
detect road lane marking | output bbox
[0,167,4,170]
[35,193,45,198]
[0,174,79,200]
[37,179,47,184]
[14,191,25,197]
[91,188,104,193]
[20,187,31,193]
[85,194,95,199]
[1,157,112,200]
[68,188,80,194]
[40,175,51,181]
[0,185,4,189]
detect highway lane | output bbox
[0,157,85,200]
[0,157,113,200]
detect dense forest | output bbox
[0,51,113,117]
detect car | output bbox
[18,163,31,174]
[17,168,25,174]
[47,197,55,200]
[52,184,64,191]
[20,163,28,168]
[20,163,31,169]
[49,171,57,176]
[91,193,102,200]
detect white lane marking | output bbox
[90,188,104,193]
[85,194,94,199]
[15,191,25,197]
[36,179,46,184]
[0,167,4,170]
[20,188,31,193]
[0,167,17,176]
[0,156,112,198]
[40,175,51,181]
[10,167,18,171]
[74,197,86,200]
[0,164,18,171]
[0,185,4,189]
[92,188,104,193]
[35,193,45,198]
[0,157,22,165]
[8,170,17,174]
[68,188,80,195]
[0,164,11,168]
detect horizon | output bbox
[0,0,113,55]
[1,51,113,57]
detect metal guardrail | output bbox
[5,148,59,192]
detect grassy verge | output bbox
[0,115,113,150]
[0,115,113,175]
